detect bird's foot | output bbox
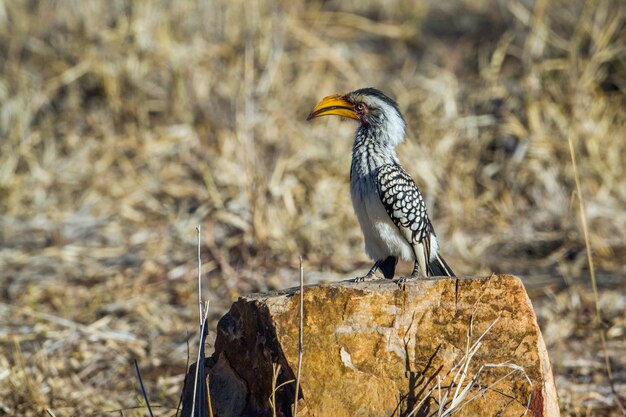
[352,272,378,283]
[396,272,420,285]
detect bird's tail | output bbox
[428,253,455,277]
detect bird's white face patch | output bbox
[349,93,406,148]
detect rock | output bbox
[205,275,559,417]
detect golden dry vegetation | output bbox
[0,0,625,415]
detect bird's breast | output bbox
[349,167,414,262]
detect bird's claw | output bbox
[395,273,420,286]
[352,272,378,283]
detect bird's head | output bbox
[307,87,406,146]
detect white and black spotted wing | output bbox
[376,164,434,244]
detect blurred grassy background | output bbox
[0,0,625,415]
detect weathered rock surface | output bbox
[206,275,559,417]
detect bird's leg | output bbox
[352,261,381,282]
[397,261,421,284]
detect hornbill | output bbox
[307,88,455,281]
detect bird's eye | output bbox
[355,103,366,112]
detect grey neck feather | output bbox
[350,124,400,180]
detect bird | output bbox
[307,87,455,281]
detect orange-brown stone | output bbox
[205,275,559,417]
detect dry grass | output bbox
[0,0,625,415]
[407,313,532,417]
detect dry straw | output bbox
[0,0,624,415]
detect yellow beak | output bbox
[306,94,359,121]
